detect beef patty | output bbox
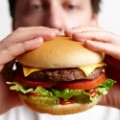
[16,63,105,82]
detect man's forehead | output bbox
[17,0,88,4]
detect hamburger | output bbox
[7,36,115,115]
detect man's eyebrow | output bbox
[16,0,31,14]
[17,0,28,7]
[62,0,84,3]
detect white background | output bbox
[0,0,12,40]
[0,0,120,40]
[0,0,120,120]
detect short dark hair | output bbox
[8,0,101,18]
[91,0,101,14]
[8,0,17,17]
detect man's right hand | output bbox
[0,27,59,115]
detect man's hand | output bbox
[65,27,120,60]
[0,27,59,71]
[65,27,120,108]
[0,27,59,114]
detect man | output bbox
[0,0,120,119]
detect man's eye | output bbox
[65,4,78,10]
[68,5,77,9]
[29,4,42,11]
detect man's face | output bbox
[14,0,98,33]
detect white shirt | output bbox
[0,105,120,120]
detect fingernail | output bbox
[35,37,43,44]
[54,29,59,34]
[72,33,87,43]
[65,30,73,37]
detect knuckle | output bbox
[0,40,7,50]
[15,27,25,32]
[22,42,29,51]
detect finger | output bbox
[84,40,120,60]
[13,28,58,42]
[17,26,59,33]
[2,27,59,47]
[0,37,43,65]
[72,31,120,45]
[65,27,102,37]
[18,26,59,39]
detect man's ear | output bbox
[91,14,98,27]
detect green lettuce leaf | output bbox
[50,88,74,100]
[7,82,54,96]
[72,90,91,103]
[34,87,53,97]
[6,78,116,105]
[95,79,116,95]
[29,96,60,106]
[6,82,34,94]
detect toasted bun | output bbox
[19,94,101,115]
[17,36,104,68]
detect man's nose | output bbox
[44,6,65,31]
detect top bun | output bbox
[17,36,104,68]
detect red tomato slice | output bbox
[15,73,106,90]
[15,75,57,88]
[56,73,106,90]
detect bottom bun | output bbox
[19,94,101,115]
